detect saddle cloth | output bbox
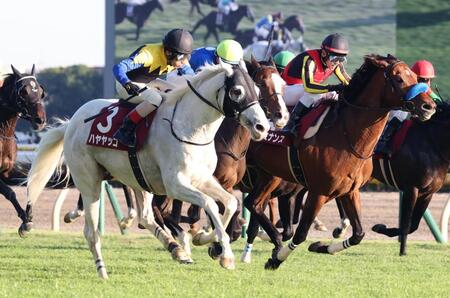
[86,101,156,151]
[263,103,330,146]
[374,120,413,159]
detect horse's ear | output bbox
[11,65,21,76]
[268,56,276,68]
[251,55,260,67]
[31,64,36,76]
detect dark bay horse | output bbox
[151,59,289,254]
[191,5,255,43]
[243,54,436,270]
[115,0,164,40]
[368,103,450,255]
[0,65,46,235]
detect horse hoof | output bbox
[192,229,211,246]
[332,228,343,239]
[64,211,82,223]
[97,267,108,279]
[314,221,328,232]
[372,224,386,233]
[308,241,328,253]
[18,222,33,238]
[207,243,222,260]
[240,251,251,263]
[138,223,146,230]
[219,256,235,270]
[264,258,282,270]
[171,246,192,264]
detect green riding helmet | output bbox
[273,50,295,72]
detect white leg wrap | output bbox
[327,239,351,254]
[278,242,297,261]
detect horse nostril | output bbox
[255,124,265,132]
[422,104,433,111]
[34,118,44,124]
[274,112,283,119]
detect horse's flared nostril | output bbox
[255,123,265,133]
[422,104,433,111]
[274,112,283,119]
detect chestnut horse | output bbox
[151,59,289,253]
[243,54,437,270]
[332,102,450,255]
[0,65,46,234]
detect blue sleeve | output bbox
[112,57,144,86]
[178,64,195,75]
[189,48,216,72]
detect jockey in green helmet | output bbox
[216,39,244,64]
[273,50,295,75]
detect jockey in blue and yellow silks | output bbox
[112,28,193,147]
[254,12,283,41]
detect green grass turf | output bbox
[0,231,448,297]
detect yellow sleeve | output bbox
[133,48,154,67]
[334,64,350,85]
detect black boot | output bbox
[282,102,311,137]
[114,116,137,147]
[375,117,403,157]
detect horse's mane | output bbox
[0,73,15,99]
[343,54,399,102]
[162,63,232,105]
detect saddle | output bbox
[86,101,156,151]
[263,103,331,147]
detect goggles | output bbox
[168,50,190,61]
[328,54,347,63]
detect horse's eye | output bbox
[229,86,245,101]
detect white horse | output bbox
[22,62,270,278]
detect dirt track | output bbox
[0,186,449,242]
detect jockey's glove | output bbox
[124,82,141,96]
[328,84,345,93]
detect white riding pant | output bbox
[388,110,409,122]
[116,81,162,106]
[283,84,338,107]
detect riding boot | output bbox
[282,101,311,137]
[375,117,403,157]
[114,115,137,147]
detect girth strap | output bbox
[128,146,153,193]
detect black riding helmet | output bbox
[162,28,193,54]
[321,33,349,55]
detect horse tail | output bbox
[27,120,69,205]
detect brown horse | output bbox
[330,102,450,255]
[151,59,289,251]
[0,65,46,235]
[243,54,436,270]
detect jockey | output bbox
[273,50,295,75]
[188,39,244,72]
[376,60,442,156]
[112,28,194,147]
[254,12,284,41]
[216,0,238,27]
[281,33,351,137]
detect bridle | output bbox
[251,65,282,115]
[164,69,258,146]
[1,75,44,121]
[341,60,422,159]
